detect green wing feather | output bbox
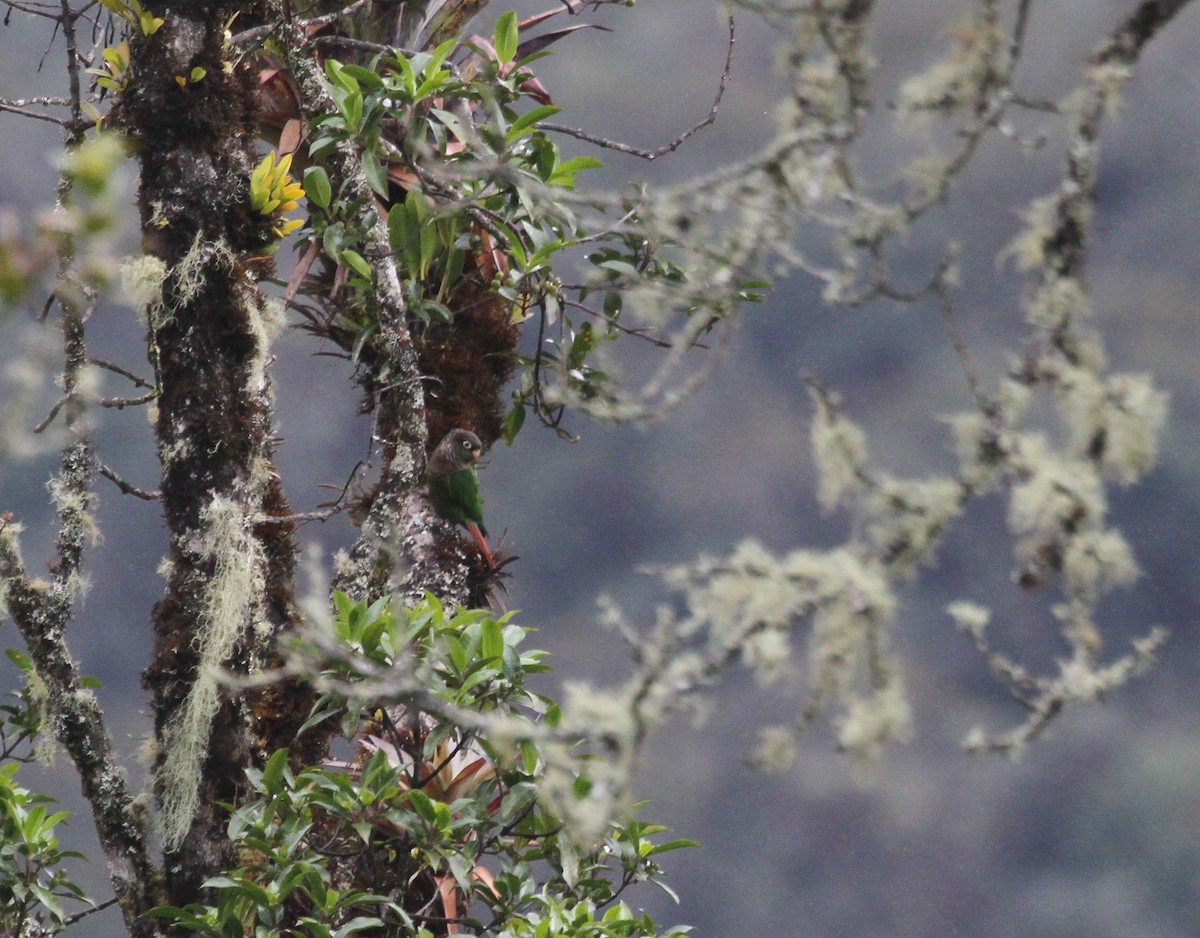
[428,467,486,536]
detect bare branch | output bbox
[95,462,160,500]
[0,101,75,125]
[541,14,735,160]
[88,357,155,389]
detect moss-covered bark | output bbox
[124,0,314,906]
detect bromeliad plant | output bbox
[276,8,756,442]
[153,593,694,937]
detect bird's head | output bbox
[431,428,484,473]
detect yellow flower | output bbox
[249,151,306,243]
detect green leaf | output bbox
[333,917,389,938]
[647,838,701,855]
[480,617,504,660]
[347,92,364,130]
[550,155,604,187]
[387,202,412,254]
[502,402,525,444]
[405,789,437,823]
[507,104,562,141]
[261,748,290,793]
[400,190,430,274]
[322,223,344,263]
[418,215,439,278]
[360,615,390,659]
[138,10,163,34]
[494,11,519,65]
[361,150,389,198]
[337,63,385,91]
[341,249,372,280]
[296,706,339,736]
[307,134,340,162]
[425,38,459,78]
[325,59,360,95]
[429,108,471,148]
[303,166,332,209]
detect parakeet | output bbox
[427,428,494,567]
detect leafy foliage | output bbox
[0,0,1189,935]
[0,762,87,933]
[153,593,694,937]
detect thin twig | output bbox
[95,462,160,500]
[62,895,121,927]
[0,102,74,125]
[99,389,157,409]
[540,14,735,160]
[228,0,371,47]
[2,0,64,17]
[559,297,672,347]
[33,395,68,433]
[88,357,154,389]
[256,506,343,525]
[934,279,988,411]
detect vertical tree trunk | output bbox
[124,1,308,905]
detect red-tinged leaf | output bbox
[517,7,565,31]
[386,162,419,192]
[278,118,302,155]
[518,0,588,30]
[516,23,611,61]
[518,75,553,107]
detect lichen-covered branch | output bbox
[580,0,1187,763]
[0,3,163,930]
[0,527,163,936]
[277,13,478,608]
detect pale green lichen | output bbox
[158,494,265,851]
[25,664,58,765]
[238,283,285,397]
[1026,275,1091,330]
[164,234,235,322]
[810,390,869,512]
[864,476,963,575]
[1085,60,1132,118]
[1059,368,1167,485]
[999,195,1061,273]
[1007,434,1106,538]
[118,254,169,324]
[549,682,637,843]
[1062,528,1139,603]
[296,542,333,632]
[0,329,61,459]
[752,724,799,773]
[741,627,793,686]
[896,6,1003,125]
[945,600,991,636]
[834,677,913,761]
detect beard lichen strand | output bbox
[157,492,266,851]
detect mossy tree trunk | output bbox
[124,1,316,906]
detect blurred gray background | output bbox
[3,0,1200,935]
